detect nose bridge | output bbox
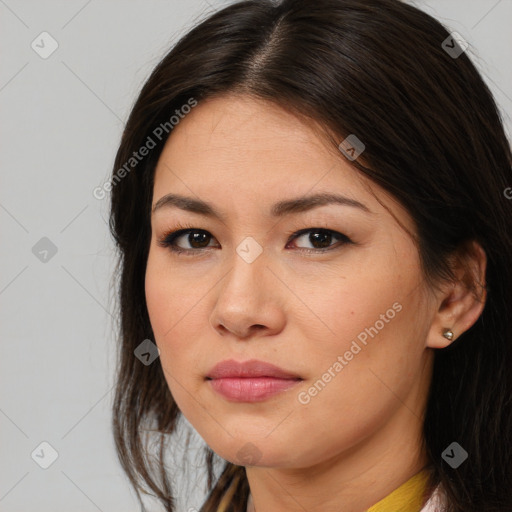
[210,235,278,332]
[223,235,269,298]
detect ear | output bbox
[426,240,487,349]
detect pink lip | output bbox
[206,359,302,402]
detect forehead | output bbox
[155,94,360,190]
[152,94,412,231]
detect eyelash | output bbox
[156,221,353,256]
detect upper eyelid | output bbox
[164,226,345,239]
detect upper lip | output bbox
[206,359,302,380]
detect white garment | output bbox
[419,485,446,512]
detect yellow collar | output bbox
[367,468,431,512]
[243,468,432,512]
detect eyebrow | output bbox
[151,192,372,220]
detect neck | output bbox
[245,405,430,512]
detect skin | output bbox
[145,93,486,512]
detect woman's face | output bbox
[145,93,437,470]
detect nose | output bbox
[209,247,286,340]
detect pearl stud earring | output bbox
[442,329,454,341]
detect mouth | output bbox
[206,359,303,402]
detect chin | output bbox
[204,436,299,468]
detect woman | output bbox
[109,0,512,511]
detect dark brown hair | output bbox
[108,1,512,510]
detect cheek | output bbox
[287,301,424,467]
[145,269,202,418]
[308,294,428,421]
[296,255,426,408]
[293,263,406,363]
[145,250,196,336]
[145,255,185,367]
[144,253,209,383]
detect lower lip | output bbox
[208,377,302,402]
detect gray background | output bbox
[1,1,511,511]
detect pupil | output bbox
[311,231,331,248]
[190,232,209,248]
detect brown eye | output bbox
[288,228,352,252]
[159,229,217,252]
[179,230,212,249]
